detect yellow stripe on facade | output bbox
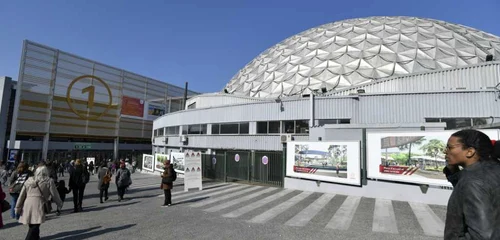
[53,96,119,109]
[51,122,117,130]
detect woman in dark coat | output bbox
[97,162,111,203]
[69,160,89,212]
[160,160,174,207]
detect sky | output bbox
[0,0,499,94]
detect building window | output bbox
[158,128,164,136]
[240,122,249,134]
[188,102,196,109]
[425,118,492,130]
[165,126,179,135]
[220,123,239,134]
[282,121,294,134]
[257,122,268,134]
[212,124,220,134]
[268,121,280,134]
[317,119,351,126]
[295,120,309,134]
[182,124,207,135]
[154,129,158,137]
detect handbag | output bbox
[35,181,52,214]
[1,199,10,213]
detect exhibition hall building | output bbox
[0,40,197,165]
[152,16,500,204]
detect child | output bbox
[56,180,71,216]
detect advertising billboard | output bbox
[142,154,154,172]
[171,152,185,174]
[286,141,361,186]
[146,102,166,121]
[366,130,499,186]
[121,96,145,119]
[154,153,169,173]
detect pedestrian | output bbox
[160,160,176,207]
[8,163,33,220]
[98,162,111,203]
[115,161,131,202]
[89,161,94,176]
[132,159,137,173]
[0,163,7,187]
[0,184,5,228]
[58,163,65,177]
[69,159,89,212]
[443,129,500,239]
[15,166,63,240]
[55,180,71,216]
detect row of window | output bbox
[425,118,492,130]
[153,119,351,137]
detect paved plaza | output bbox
[2,172,447,240]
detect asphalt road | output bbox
[1,172,447,240]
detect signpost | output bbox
[184,150,203,191]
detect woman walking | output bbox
[443,129,500,239]
[15,166,63,240]
[160,160,175,207]
[115,161,131,202]
[97,162,111,203]
[69,160,89,212]
[8,163,32,220]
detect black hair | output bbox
[451,129,495,161]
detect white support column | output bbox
[42,50,60,161]
[8,41,28,151]
[309,94,315,128]
[114,137,119,161]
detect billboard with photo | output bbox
[171,152,185,174]
[146,102,166,121]
[286,141,361,186]
[142,154,154,172]
[366,130,499,187]
[154,153,169,173]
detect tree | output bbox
[420,139,446,169]
[397,137,425,165]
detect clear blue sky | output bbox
[1,0,499,93]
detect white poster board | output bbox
[154,153,169,173]
[86,157,95,165]
[142,154,154,172]
[184,150,202,191]
[171,152,185,174]
[366,129,499,187]
[286,141,361,186]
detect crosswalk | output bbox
[159,182,447,237]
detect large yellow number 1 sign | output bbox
[82,85,95,109]
[66,75,113,120]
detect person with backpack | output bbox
[115,161,131,202]
[98,162,112,203]
[160,160,176,207]
[69,159,89,212]
[8,163,32,219]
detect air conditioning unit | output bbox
[180,135,188,142]
[280,134,292,143]
[163,137,168,144]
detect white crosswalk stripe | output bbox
[204,187,279,213]
[156,183,230,198]
[248,191,313,224]
[190,186,263,208]
[372,199,399,234]
[175,185,250,202]
[325,196,361,230]
[222,189,294,218]
[408,202,445,237]
[285,193,335,227]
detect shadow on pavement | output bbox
[1,221,22,229]
[82,201,140,213]
[171,197,209,206]
[43,224,136,240]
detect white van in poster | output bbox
[286,141,361,186]
[171,152,185,174]
[142,154,154,172]
[366,129,499,187]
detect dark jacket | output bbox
[69,165,89,189]
[161,165,174,190]
[444,160,500,239]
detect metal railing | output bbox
[201,150,284,187]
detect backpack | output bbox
[118,169,131,187]
[79,171,90,186]
[172,168,177,181]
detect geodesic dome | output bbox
[224,16,500,98]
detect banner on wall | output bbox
[184,150,202,191]
[142,154,154,172]
[121,96,144,118]
[171,152,185,174]
[154,153,169,173]
[286,141,362,186]
[366,129,499,187]
[146,102,166,121]
[8,149,19,163]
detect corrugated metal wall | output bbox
[186,94,268,109]
[16,40,194,139]
[357,91,500,124]
[329,62,500,96]
[156,135,285,151]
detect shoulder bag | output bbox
[35,181,52,214]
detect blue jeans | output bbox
[11,194,20,219]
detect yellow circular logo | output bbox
[66,75,113,120]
